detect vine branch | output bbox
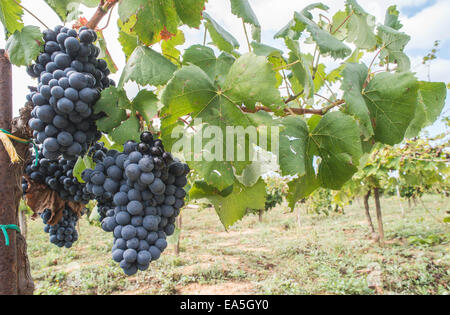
[86,0,119,30]
[241,99,345,116]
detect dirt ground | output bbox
[26,194,449,295]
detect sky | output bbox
[0,0,448,136]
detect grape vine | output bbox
[0,0,447,276]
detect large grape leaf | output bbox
[230,0,261,42]
[161,65,245,190]
[285,112,362,208]
[119,46,177,88]
[190,179,266,229]
[223,53,283,110]
[94,87,128,132]
[203,12,240,53]
[182,45,235,86]
[363,72,418,145]
[0,0,23,35]
[162,54,280,190]
[341,62,374,139]
[293,5,351,59]
[405,81,447,138]
[131,90,159,125]
[44,0,99,22]
[377,24,411,72]
[6,26,43,66]
[345,0,376,50]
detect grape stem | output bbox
[86,0,118,30]
[12,0,50,30]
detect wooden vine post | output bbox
[0,50,34,295]
[0,49,18,295]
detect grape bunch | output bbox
[26,25,114,160]
[81,132,190,276]
[41,207,80,248]
[24,148,91,204]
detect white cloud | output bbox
[402,0,450,50]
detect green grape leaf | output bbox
[363,72,418,145]
[223,52,283,110]
[161,64,217,121]
[118,16,139,59]
[341,62,374,139]
[94,87,128,132]
[384,5,403,30]
[0,0,23,35]
[173,0,206,28]
[132,90,159,124]
[190,179,266,229]
[285,38,314,99]
[345,0,376,50]
[293,5,351,59]
[162,29,185,62]
[44,0,99,22]
[6,26,43,66]
[377,24,411,72]
[161,63,262,190]
[230,0,261,42]
[96,30,118,74]
[118,0,179,45]
[203,12,240,53]
[279,116,309,176]
[109,115,141,145]
[182,44,235,86]
[119,46,177,88]
[274,19,301,41]
[405,81,447,138]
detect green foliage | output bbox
[119,46,177,88]
[203,12,240,53]
[190,179,266,229]
[6,25,43,66]
[230,0,261,42]
[0,0,23,35]
[44,0,100,22]
[118,0,206,46]
[5,0,447,229]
